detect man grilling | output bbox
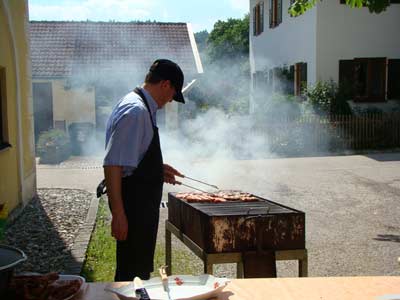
[103,59,184,281]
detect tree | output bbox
[289,0,390,16]
[186,15,251,115]
[194,30,209,54]
[206,14,249,65]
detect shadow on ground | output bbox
[374,234,400,243]
[4,196,79,274]
[365,153,400,162]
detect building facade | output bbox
[250,0,400,112]
[0,0,36,215]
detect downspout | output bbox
[2,0,26,204]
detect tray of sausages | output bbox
[175,190,261,203]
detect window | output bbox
[54,120,66,131]
[253,2,264,36]
[388,59,400,100]
[339,58,388,102]
[339,60,354,99]
[354,58,386,102]
[269,0,282,28]
[0,67,10,150]
[253,71,265,91]
[295,62,307,96]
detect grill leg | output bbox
[236,262,244,278]
[204,256,213,275]
[299,251,308,277]
[166,222,172,276]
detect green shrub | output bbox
[36,129,71,164]
[304,80,352,115]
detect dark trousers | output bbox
[115,239,151,281]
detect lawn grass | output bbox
[81,198,200,282]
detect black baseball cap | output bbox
[149,59,185,103]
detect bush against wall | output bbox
[36,129,71,164]
[303,80,352,115]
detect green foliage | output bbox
[188,15,250,114]
[206,14,249,65]
[304,81,336,115]
[36,129,70,164]
[289,0,390,16]
[81,197,115,282]
[194,30,209,53]
[81,198,204,282]
[304,81,352,115]
[265,93,302,120]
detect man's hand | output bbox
[104,165,128,240]
[163,164,183,185]
[111,211,128,241]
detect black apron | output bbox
[115,87,164,281]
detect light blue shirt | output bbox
[103,87,158,177]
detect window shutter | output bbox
[289,65,295,95]
[295,63,300,96]
[277,0,282,25]
[260,2,264,33]
[339,60,354,99]
[354,57,386,102]
[253,6,257,35]
[354,58,368,100]
[300,62,307,91]
[269,0,273,28]
[388,59,400,99]
[368,58,386,102]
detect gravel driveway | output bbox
[33,153,400,277]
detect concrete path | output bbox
[36,153,400,277]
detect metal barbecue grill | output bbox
[165,192,308,278]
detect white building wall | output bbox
[250,0,317,81]
[316,1,400,83]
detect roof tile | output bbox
[30,21,199,78]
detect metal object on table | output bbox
[159,266,173,300]
[133,277,150,300]
[0,244,27,296]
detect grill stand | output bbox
[165,220,308,278]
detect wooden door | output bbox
[33,82,53,141]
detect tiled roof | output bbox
[30,21,200,78]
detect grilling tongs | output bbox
[176,174,219,191]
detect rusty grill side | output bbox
[167,193,305,254]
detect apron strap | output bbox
[134,87,156,127]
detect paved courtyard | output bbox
[37,152,400,277]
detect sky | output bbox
[28,0,249,33]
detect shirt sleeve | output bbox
[103,109,146,168]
